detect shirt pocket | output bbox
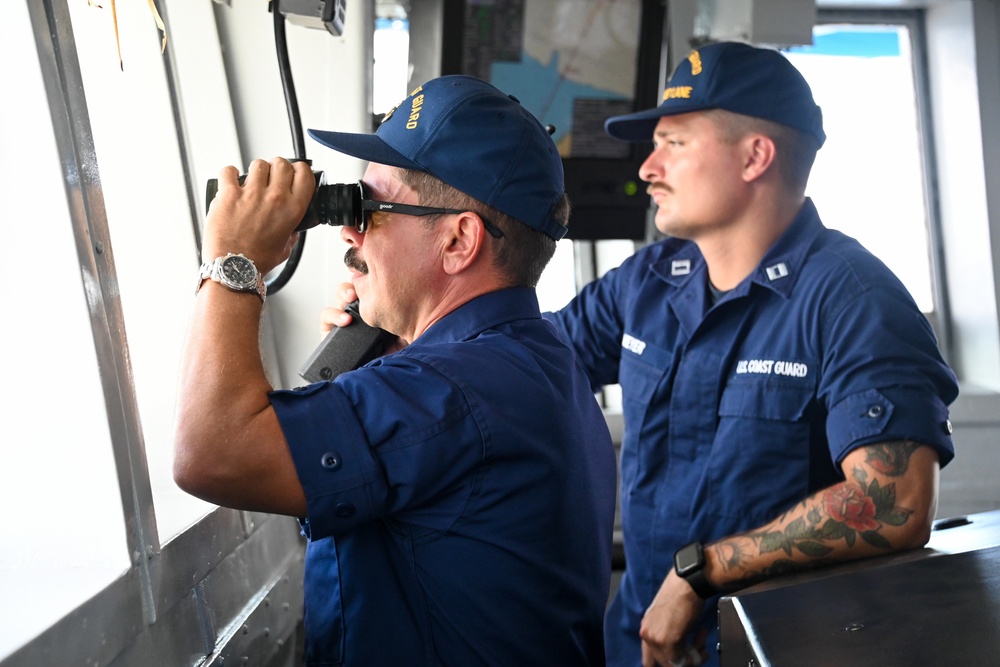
[706,381,815,521]
[617,339,672,493]
[618,336,672,415]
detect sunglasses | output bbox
[206,172,505,237]
[356,181,503,238]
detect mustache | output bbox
[647,182,672,196]
[344,247,368,274]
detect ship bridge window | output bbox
[373,0,411,117]
[787,12,945,341]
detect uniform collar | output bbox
[650,246,710,335]
[746,198,825,300]
[648,199,825,333]
[651,198,825,297]
[414,287,541,346]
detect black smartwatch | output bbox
[674,541,716,599]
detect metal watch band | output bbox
[196,254,266,302]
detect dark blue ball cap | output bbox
[308,75,567,240]
[605,41,826,148]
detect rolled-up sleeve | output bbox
[826,386,955,466]
[270,355,486,540]
[270,382,389,539]
[820,285,958,467]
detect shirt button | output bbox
[334,503,355,518]
[321,452,342,470]
[945,419,953,435]
[866,405,884,418]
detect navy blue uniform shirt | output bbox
[546,199,959,667]
[271,287,617,666]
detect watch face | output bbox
[220,255,257,289]
[674,541,704,576]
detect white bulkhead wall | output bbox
[214,1,370,390]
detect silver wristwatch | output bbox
[197,253,266,302]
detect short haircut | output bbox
[704,108,820,194]
[396,168,567,288]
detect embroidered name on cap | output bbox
[663,86,693,101]
[407,93,425,129]
[688,50,703,75]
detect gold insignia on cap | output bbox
[688,50,703,75]
[380,103,400,124]
[663,86,693,101]
[382,84,425,126]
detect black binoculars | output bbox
[205,169,362,232]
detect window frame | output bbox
[812,8,951,357]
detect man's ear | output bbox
[742,133,777,183]
[440,212,486,275]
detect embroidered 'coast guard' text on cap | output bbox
[308,75,567,240]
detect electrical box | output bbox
[280,0,347,37]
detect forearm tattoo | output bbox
[864,441,922,476]
[710,441,923,588]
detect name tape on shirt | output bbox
[622,333,647,355]
[736,358,809,378]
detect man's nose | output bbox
[341,224,363,246]
[639,148,664,183]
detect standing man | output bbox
[174,75,617,666]
[544,41,959,666]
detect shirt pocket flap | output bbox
[719,381,813,422]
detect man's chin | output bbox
[654,213,696,240]
[654,215,677,237]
